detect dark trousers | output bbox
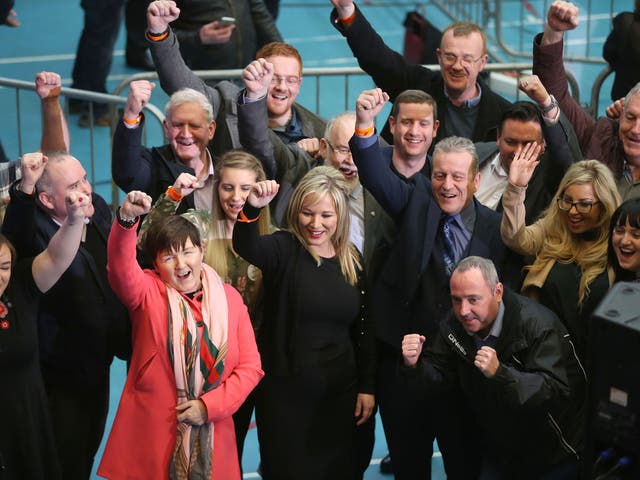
[233,388,256,471]
[45,377,110,480]
[125,0,151,55]
[256,345,357,480]
[376,347,480,480]
[72,0,125,114]
[353,407,376,479]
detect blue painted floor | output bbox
[0,0,622,478]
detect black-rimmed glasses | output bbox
[557,197,600,214]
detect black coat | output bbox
[415,289,586,475]
[2,184,130,387]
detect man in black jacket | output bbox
[402,256,585,478]
[112,80,216,212]
[2,152,130,479]
[329,0,511,149]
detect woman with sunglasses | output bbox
[501,145,620,362]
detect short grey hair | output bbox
[165,88,214,123]
[35,151,75,195]
[624,82,640,110]
[433,136,479,176]
[453,256,499,290]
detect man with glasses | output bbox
[329,0,511,149]
[145,1,325,172]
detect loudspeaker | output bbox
[586,282,640,478]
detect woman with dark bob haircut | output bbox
[608,197,640,282]
[98,191,263,480]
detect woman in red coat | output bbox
[98,191,263,480]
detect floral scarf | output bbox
[166,263,228,479]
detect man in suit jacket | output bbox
[2,152,130,479]
[349,88,521,479]
[329,0,512,149]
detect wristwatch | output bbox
[116,207,137,229]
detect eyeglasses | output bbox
[440,52,484,68]
[557,197,600,214]
[271,75,301,86]
[325,140,352,157]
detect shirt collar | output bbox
[444,82,482,108]
[490,152,508,177]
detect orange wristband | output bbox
[237,210,261,223]
[339,11,356,26]
[123,114,142,125]
[146,29,169,42]
[354,125,374,137]
[166,186,183,202]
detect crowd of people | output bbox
[1,0,640,479]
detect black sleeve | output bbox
[330,5,438,101]
[112,117,154,193]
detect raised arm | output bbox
[137,172,202,246]
[329,1,437,100]
[518,74,581,170]
[232,180,282,271]
[1,152,48,258]
[112,80,156,193]
[107,191,153,309]
[36,71,69,153]
[146,0,222,111]
[533,2,596,153]
[239,59,277,179]
[32,191,92,292]
[500,143,547,256]
[350,88,411,219]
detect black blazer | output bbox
[350,135,521,350]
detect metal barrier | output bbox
[0,77,165,207]
[114,62,582,112]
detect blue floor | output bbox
[0,1,624,478]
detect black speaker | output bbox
[586,282,640,478]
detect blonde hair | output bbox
[527,160,620,304]
[285,166,361,285]
[205,150,271,279]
